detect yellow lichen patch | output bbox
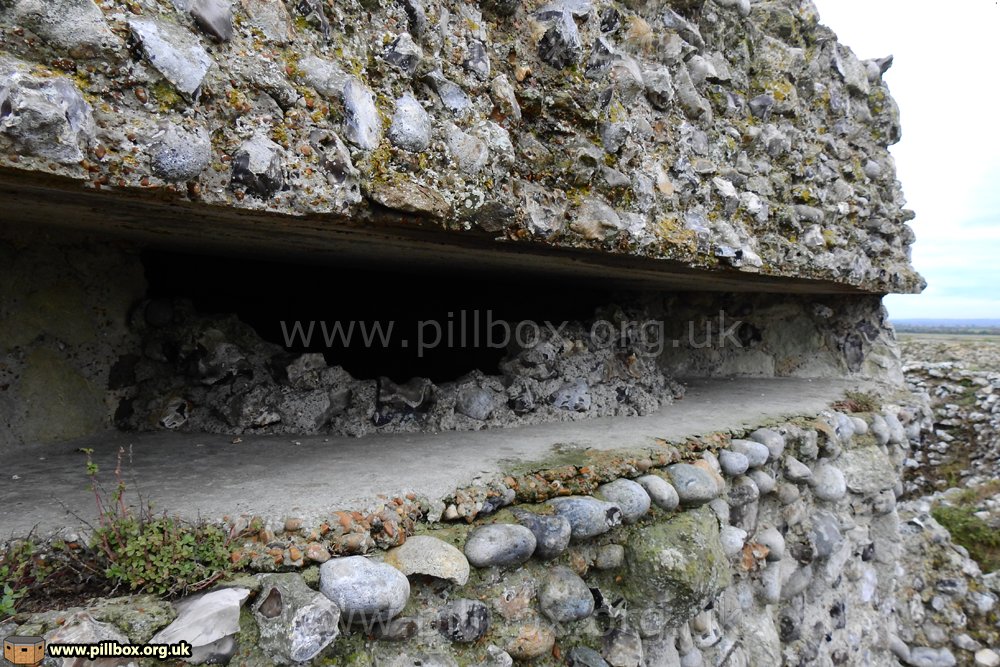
[282,50,304,80]
[564,186,592,207]
[151,80,183,112]
[226,88,252,114]
[764,78,795,103]
[656,216,698,251]
[791,185,813,204]
[868,87,887,114]
[270,124,291,147]
[365,140,395,185]
[374,92,393,130]
[607,99,628,124]
[345,56,366,80]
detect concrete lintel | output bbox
[0,169,876,295]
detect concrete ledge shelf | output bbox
[0,377,873,537]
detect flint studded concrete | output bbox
[0,186,875,295]
[0,0,923,295]
[0,377,870,536]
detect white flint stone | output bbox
[129,18,212,95]
[388,93,431,152]
[152,588,250,663]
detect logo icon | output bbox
[3,636,45,666]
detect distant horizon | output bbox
[813,1,1000,320]
[889,316,1000,327]
[891,318,1000,324]
[889,317,1000,333]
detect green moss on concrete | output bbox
[617,507,731,626]
[17,347,106,443]
[0,282,96,351]
[87,595,176,644]
[228,606,272,667]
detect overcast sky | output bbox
[811,0,1000,320]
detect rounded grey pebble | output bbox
[597,479,651,523]
[383,535,470,585]
[719,450,749,476]
[464,524,536,568]
[811,461,847,502]
[594,544,624,570]
[319,556,410,623]
[871,415,891,446]
[510,509,571,560]
[150,124,211,181]
[975,648,1000,667]
[455,385,495,420]
[756,526,785,561]
[538,566,595,623]
[728,475,760,507]
[719,526,747,558]
[833,412,856,441]
[783,456,814,483]
[666,464,720,507]
[636,475,679,510]
[883,412,906,445]
[550,496,623,540]
[437,598,490,643]
[748,428,785,461]
[776,482,800,505]
[728,439,770,468]
[748,470,776,495]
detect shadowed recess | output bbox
[141,249,617,383]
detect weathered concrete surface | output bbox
[0,180,875,295]
[0,0,923,294]
[0,376,870,537]
[0,232,145,451]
